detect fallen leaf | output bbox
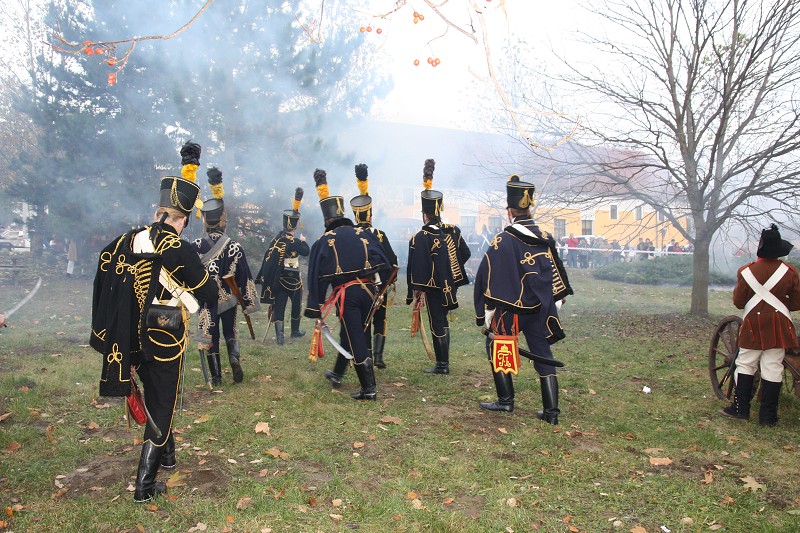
[498,427,508,434]
[166,470,187,488]
[589,389,597,395]
[563,516,572,523]
[227,458,238,464]
[187,523,208,532]
[649,457,673,466]
[411,498,424,509]
[630,526,647,533]
[263,447,290,460]
[308,497,317,506]
[236,497,253,510]
[353,442,365,449]
[52,487,68,499]
[740,475,765,493]
[226,515,235,523]
[6,442,21,452]
[702,470,714,484]
[0,412,11,422]
[506,497,517,508]
[146,504,158,511]
[380,415,402,424]
[709,525,723,531]
[720,495,735,507]
[443,497,455,505]
[94,403,112,409]
[194,414,209,424]
[254,422,271,435]
[332,499,343,507]
[87,421,100,430]
[644,448,663,454]
[330,513,343,521]
[407,492,417,499]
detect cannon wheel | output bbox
[709,316,742,400]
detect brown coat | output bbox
[733,258,800,349]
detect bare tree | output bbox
[526,0,800,316]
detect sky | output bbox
[361,0,586,130]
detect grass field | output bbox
[1,265,799,532]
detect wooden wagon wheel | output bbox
[708,315,742,400]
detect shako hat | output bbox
[199,166,225,224]
[506,174,536,210]
[757,223,793,258]
[350,163,372,225]
[158,140,202,217]
[314,169,346,221]
[420,158,443,218]
[283,187,304,230]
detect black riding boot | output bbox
[133,441,167,503]
[275,321,285,346]
[759,379,782,426]
[324,353,349,388]
[480,363,515,412]
[373,334,386,369]
[352,358,377,400]
[207,352,222,387]
[160,432,176,469]
[536,376,560,425]
[720,373,754,420]
[424,328,450,374]
[290,318,305,338]
[227,339,243,383]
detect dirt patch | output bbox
[297,460,334,488]
[448,493,486,519]
[58,449,230,500]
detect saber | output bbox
[363,266,399,331]
[318,320,354,360]
[222,275,256,340]
[198,348,212,390]
[481,328,565,367]
[3,277,42,321]
[262,304,274,344]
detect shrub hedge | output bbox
[592,255,735,286]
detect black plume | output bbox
[313,169,327,186]
[294,187,304,201]
[180,141,201,165]
[207,167,223,185]
[355,164,368,181]
[423,158,435,180]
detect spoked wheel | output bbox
[709,316,742,400]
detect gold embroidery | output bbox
[327,238,343,274]
[431,238,441,250]
[490,235,502,250]
[360,238,372,269]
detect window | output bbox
[488,216,503,233]
[610,204,618,220]
[461,216,477,234]
[635,205,643,221]
[554,219,567,240]
[581,220,593,235]
[403,188,414,206]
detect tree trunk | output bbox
[690,237,710,316]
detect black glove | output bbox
[180,141,201,166]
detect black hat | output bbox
[757,223,793,258]
[420,158,443,218]
[200,167,225,225]
[314,169,346,221]
[283,187,304,230]
[158,141,203,217]
[350,163,372,224]
[158,176,201,217]
[506,174,535,209]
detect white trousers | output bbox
[66,260,75,275]
[735,347,785,382]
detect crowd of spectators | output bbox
[558,234,693,269]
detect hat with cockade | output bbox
[200,166,225,225]
[283,187,304,230]
[314,169,346,222]
[350,163,372,225]
[158,140,202,217]
[506,174,536,210]
[420,158,443,219]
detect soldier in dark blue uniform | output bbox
[304,169,391,400]
[473,175,573,424]
[92,141,218,502]
[406,159,471,375]
[256,188,310,345]
[350,163,398,369]
[191,167,258,386]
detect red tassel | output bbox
[308,325,322,362]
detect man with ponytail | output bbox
[304,169,392,401]
[192,167,258,385]
[256,187,310,345]
[91,141,218,502]
[473,175,572,424]
[349,163,398,369]
[406,159,472,375]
